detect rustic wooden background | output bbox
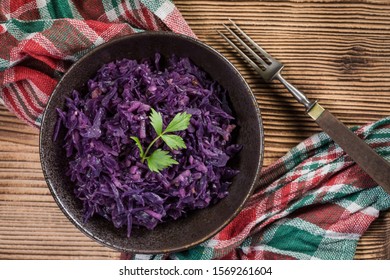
[1,0,390,259]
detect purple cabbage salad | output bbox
[54,53,242,237]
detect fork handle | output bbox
[276,73,317,111]
[276,73,390,194]
[307,103,390,194]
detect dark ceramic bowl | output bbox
[39,31,264,254]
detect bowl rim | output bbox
[39,31,265,254]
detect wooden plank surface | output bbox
[1,0,390,259]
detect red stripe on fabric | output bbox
[10,0,39,20]
[330,212,376,234]
[24,39,54,58]
[133,6,147,29]
[163,9,196,37]
[327,164,375,190]
[12,66,56,97]
[2,86,33,125]
[72,0,106,20]
[261,251,297,260]
[219,250,238,260]
[86,20,131,43]
[0,32,19,60]
[85,20,120,37]
[216,206,257,241]
[31,76,56,98]
[280,180,292,209]
[15,82,41,114]
[121,4,144,29]
[17,8,40,21]
[23,40,59,70]
[291,203,347,230]
[264,191,276,213]
[10,0,35,13]
[141,7,157,31]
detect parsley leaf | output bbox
[164,111,192,133]
[161,134,186,150]
[149,108,163,135]
[146,149,178,173]
[131,109,191,172]
[130,136,144,158]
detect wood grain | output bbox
[1,0,390,259]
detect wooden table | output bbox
[1,0,390,259]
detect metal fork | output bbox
[219,20,390,194]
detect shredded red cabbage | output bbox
[54,54,241,236]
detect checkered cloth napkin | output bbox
[1,0,389,260]
[0,0,194,127]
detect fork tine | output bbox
[222,24,268,69]
[228,19,274,63]
[217,30,264,74]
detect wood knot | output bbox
[335,45,370,75]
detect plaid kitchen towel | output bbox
[123,117,390,260]
[1,0,390,261]
[0,0,194,127]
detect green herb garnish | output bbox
[131,108,191,172]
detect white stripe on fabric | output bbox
[117,1,126,17]
[204,238,220,248]
[76,20,103,46]
[132,0,142,10]
[35,114,42,127]
[133,254,154,260]
[345,201,378,217]
[154,1,175,20]
[323,229,360,240]
[36,0,48,8]
[105,9,118,22]
[327,184,345,193]
[31,35,63,57]
[361,205,380,216]
[334,195,380,217]
[37,0,51,18]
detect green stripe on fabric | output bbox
[334,186,390,211]
[10,19,46,34]
[111,0,122,9]
[287,194,316,211]
[266,224,324,257]
[129,1,138,10]
[35,114,43,126]
[111,0,123,19]
[46,0,74,18]
[102,1,116,21]
[102,0,114,11]
[314,238,356,260]
[0,58,10,71]
[239,236,253,253]
[367,131,390,141]
[6,19,52,41]
[140,0,169,12]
